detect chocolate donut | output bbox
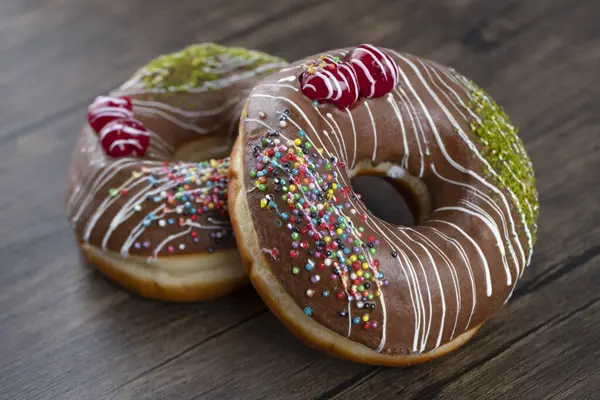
[229,44,539,365]
[66,43,286,301]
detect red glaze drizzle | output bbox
[99,117,150,158]
[87,95,151,158]
[346,44,399,99]
[299,44,399,108]
[87,95,134,132]
[298,55,359,109]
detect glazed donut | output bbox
[66,43,286,301]
[229,44,539,365]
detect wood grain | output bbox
[1,0,599,399]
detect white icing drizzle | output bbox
[244,48,536,354]
[69,50,280,261]
[364,101,378,162]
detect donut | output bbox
[66,43,286,302]
[229,44,539,365]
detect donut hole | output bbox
[351,175,420,226]
[171,135,234,162]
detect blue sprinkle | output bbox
[343,248,351,255]
[304,307,313,317]
[322,291,330,297]
[352,317,360,325]
[168,218,175,225]
[306,260,314,271]
[299,130,306,137]
[281,213,289,220]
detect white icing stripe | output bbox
[410,58,524,271]
[134,105,217,135]
[423,63,527,270]
[386,93,410,170]
[150,227,192,261]
[256,83,299,92]
[395,87,430,155]
[404,228,462,340]
[391,51,526,282]
[326,112,350,164]
[437,205,512,286]
[398,230,446,349]
[392,90,424,177]
[364,101,378,162]
[120,61,287,96]
[133,96,243,118]
[430,219,492,296]
[431,163,519,277]
[423,226,476,331]
[344,109,358,168]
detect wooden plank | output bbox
[0,0,323,141]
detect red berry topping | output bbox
[99,118,150,158]
[346,44,399,98]
[299,55,359,109]
[87,95,134,133]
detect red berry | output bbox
[87,96,134,133]
[346,44,399,99]
[299,56,359,109]
[99,118,150,158]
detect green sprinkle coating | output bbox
[454,71,539,245]
[139,43,285,92]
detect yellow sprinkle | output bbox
[332,183,338,190]
[289,185,296,192]
[362,262,369,270]
[260,199,268,208]
[132,171,142,178]
[294,139,302,146]
[350,255,357,262]
[356,270,363,277]
[375,290,381,297]
[335,228,343,235]
[362,314,370,322]
[208,203,214,209]
[324,236,331,243]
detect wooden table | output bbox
[1,1,599,399]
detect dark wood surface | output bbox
[1,0,599,399]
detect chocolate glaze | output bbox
[239,48,537,355]
[66,44,286,258]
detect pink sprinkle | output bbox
[167,245,174,253]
